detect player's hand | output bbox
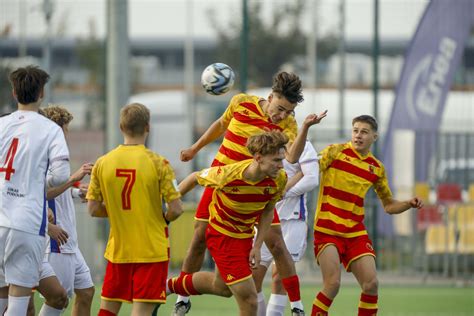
[47,207,55,223]
[249,247,261,270]
[78,183,89,203]
[70,163,94,182]
[409,197,424,209]
[303,110,328,128]
[48,224,69,246]
[180,148,197,162]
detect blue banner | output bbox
[383,0,474,184]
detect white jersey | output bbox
[46,188,78,253]
[0,111,69,236]
[276,141,319,221]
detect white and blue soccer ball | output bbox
[201,63,235,95]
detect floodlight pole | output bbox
[240,0,249,92]
[372,0,380,258]
[338,0,346,140]
[42,0,54,104]
[106,0,129,151]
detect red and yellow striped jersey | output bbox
[313,142,392,238]
[87,145,181,263]
[212,94,297,166]
[197,159,287,239]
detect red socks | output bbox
[311,292,333,316]
[281,275,301,302]
[358,293,378,315]
[167,272,201,296]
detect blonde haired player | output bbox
[87,103,184,316]
[169,130,289,316]
[37,105,95,316]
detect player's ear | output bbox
[145,123,150,133]
[268,93,273,103]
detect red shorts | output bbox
[195,187,213,221]
[313,231,376,272]
[101,260,168,303]
[206,226,253,285]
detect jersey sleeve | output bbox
[282,116,298,144]
[318,144,342,172]
[195,166,229,189]
[86,158,103,202]
[270,170,288,204]
[48,126,70,163]
[374,164,393,203]
[221,93,246,125]
[159,159,181,203]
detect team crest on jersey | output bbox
[264,187,270,195]
[368,165,375,174]
[226,274,235,281]
[217,167,222,175]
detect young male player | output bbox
[173,71,327,316]
[41,105,95,316]
[253,140,319,316]
[0,66,70,315]
[87,103,184,316]
[169,130,288,316]
[311,115,423,316]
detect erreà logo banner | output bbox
[382,0,473,185]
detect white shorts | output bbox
[0,227,46,288]
[39,258,56,280]
[48,250,94,297]
[260,220,308,268]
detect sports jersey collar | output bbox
[348,141,373,160]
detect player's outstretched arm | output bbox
[178,171,199,196]
[87,199,108,217]
[382,197,424,215]
[164,198,184,223]
[286,110,327,163]
[47,163,93,200]
[180,117,228,162]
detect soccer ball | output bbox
[201,63,235,95]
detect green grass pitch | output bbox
[33,283,473,315]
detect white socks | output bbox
[176,295,189,303]
[38,303,63,316]
[266,294,288,316]
[5,295,30,316]
[257,292,266,316]
[0,298,8,314]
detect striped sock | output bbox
[358,293,378,316]
[311,292,332,316]
[167,273,201,296]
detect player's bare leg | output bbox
[72,286,95,316]
[37,276,69,315]
[251,264,269,316]
[350,256,379,315]
[98,300,121,316]
[264,225,304,314]
[227,277,258,316]
[181,221,208,273]
[311,245,340,315]
[131,302,158,316]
